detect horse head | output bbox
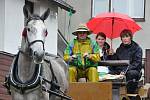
[22,6,50,64]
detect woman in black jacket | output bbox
[108,29,142,94]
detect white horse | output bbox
[4,6,70,100]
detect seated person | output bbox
[95,32,110,60]
[63,24,100,82]
[95,32,110,76]
[108,29,142,94]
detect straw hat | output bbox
[72,24,91,36]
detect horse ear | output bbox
[23,5,32,19]
[41,8,50,20]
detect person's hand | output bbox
[69,55,77,61]
[72,55,77,59]
[83,53,89,58]
[120,71,125,75]
[108,48,114,55]
[119,71,125,79]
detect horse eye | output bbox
[27,28,30,32]
[45,30,48,36]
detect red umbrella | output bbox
[86,12,141,47]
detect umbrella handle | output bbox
[110,39,113,49]
[109,39,114,55]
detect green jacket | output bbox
[64,38,100,68]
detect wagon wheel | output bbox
[121,96,130,100]
[135,94,141,100]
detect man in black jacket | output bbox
[108,29,142,94]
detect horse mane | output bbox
[25,14,43,25]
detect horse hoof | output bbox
[135,95,141,100]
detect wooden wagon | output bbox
[68,55,150,100]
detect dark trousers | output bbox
[109,69,141,94]
[126,70,141,93]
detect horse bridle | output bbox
[26,26,45,48]
[27,38,45,53]
[21,27,46,58]
[22,17,47,56]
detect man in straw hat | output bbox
[64,24,100,82]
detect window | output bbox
[92,0,145,21]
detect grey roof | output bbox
[49,0,76,13]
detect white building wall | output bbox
[0,0,5,51]
[0,0,58,55]
[58,0,92,41]
[1,0,24,54]
[136,0,150,57]
[34,1,58,55]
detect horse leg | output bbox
[26,90,50,100]
[11,91,24,100]
[42,91,49,100]
[26,90,44,100]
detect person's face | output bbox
[96,35,106,47]
[121,35,131,45]
[77,31,88,40]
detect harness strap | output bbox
[4,52,71,99]
[44,59,60,98]
[40,74,72,100]
[4,52,42,94]
[28,40,45,51]
[42,86,72,100]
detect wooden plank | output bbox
[68,82,112,100]
[0,70,9,77]
[50,0,76,13]
[0,52,13,100]
[145,49,150,83]
[0,73,8,82]
[0,87,8,94]
[0,53,14,60]
[0,57,13,62]
[0,64,10,72]
[0,83,6,89]
[0,59,13,66]
[0,93,11,100]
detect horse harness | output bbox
[4,52,72,100]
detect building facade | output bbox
[58,0,149,57]
[0,0,75,57]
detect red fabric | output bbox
[86,12,141,39]
[22,28,27,37]
[45,30,48,37]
